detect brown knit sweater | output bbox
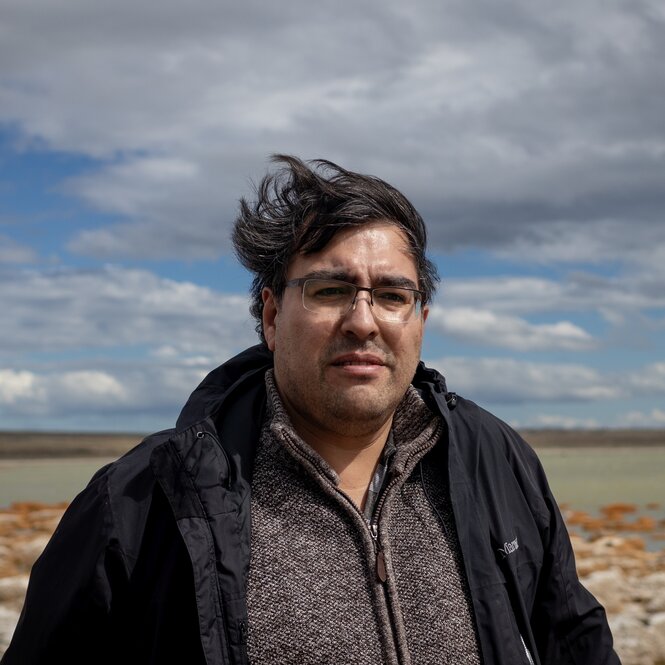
[245,371,481,664]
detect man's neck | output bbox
[288,412,393,511]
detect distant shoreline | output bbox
[1,428,664,458]
[0,431,145,459]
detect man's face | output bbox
[262,221,429,441]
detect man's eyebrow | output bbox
[374,275,419,290]
[298,270,419,290]
[299,269,351,281]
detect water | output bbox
[0,457,116,506]
[1,448,663,546]
[538,447,665,549]
[537,447,665,511]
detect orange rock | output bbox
[566,510,594,526]
[600,503,638,518]
[625,516,657,532]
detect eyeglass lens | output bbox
[301,279,420,322]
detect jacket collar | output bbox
[176,343,274,431]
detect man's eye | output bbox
[315,288,346,297]
[309,282,353,299]
[376,289,409,304]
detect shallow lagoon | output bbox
[1,447,663,546]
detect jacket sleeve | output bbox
[1,466,127,665]
[513,436,621,665]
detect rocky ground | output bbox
[0,501,664,663]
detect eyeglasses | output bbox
[285,278,424,323]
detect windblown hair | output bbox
[232,155,439,340]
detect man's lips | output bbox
[330,354,386,367]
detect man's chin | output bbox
[325,387,398,425]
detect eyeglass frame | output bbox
[284,277,426,322]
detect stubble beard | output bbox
[275,340,416,441]
[310,357,408,438]
[321,387,403,438]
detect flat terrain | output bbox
[0,428,664,458]
[0,431,145,458]
[520,428,665,448]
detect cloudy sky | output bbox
[1,0,664,432]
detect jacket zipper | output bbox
[191,429,237,661]
[520,634,535,665]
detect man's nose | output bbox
[340,293,379,339]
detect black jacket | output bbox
[2,344,620,665]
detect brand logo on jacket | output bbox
[497,536,519,558]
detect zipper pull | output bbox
[376,550,387,583]
[370,523,388,583]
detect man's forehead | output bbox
[288,222,417,277]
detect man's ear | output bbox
[262,288,278,352]
[422,304,429,324]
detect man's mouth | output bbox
[331,354,385,367]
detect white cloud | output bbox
[0,368,125,415]
[627,362,665,393]
[622,408,665,428]
[57,371,126,402]
[430,272,665,341]
[0,363,206,420]
[439,277,566,314]
[67,157,200,218]
[522,414,601,430]
[426,356,665,406]
[439,273,665,316]
[0,265,255,356]
[0,369,39,403]
[427,305,594,351]
[426,356,620,403]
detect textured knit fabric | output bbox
[387,454,482,664]
[245,371,481,665]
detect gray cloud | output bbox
[1,0,663,267]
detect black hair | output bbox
[232,155,439,340]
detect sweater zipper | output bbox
[279,434,389,584]
[369,521,388,583]
[280,428,398,591]
[279,427,438,665]
[367,434,435,585]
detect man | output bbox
[3,156,619,664]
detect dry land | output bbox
[0,431,145,458]
[2,428,665,459]
[520,428,665,448]
[0,500,663,663]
